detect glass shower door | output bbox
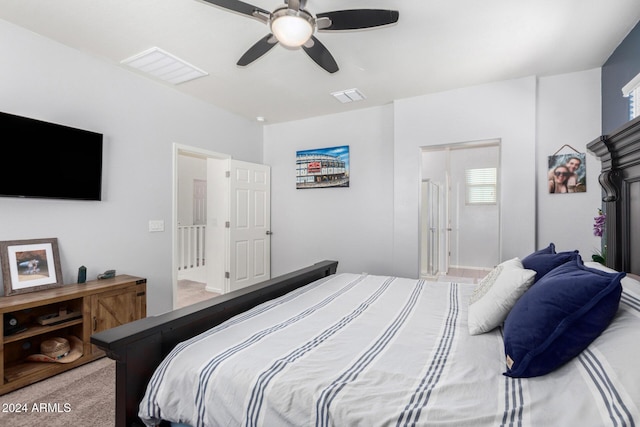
[421,180,440,277]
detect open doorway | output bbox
[173,144,229,309]
[420,140,501,283]
[172,144,272,309]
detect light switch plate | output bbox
[148,220,165,232]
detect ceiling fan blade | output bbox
[302,36,338,73]
[237,34,278,66]
[316,9,399,31]
[201,0,270,18]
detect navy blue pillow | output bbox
[521,243,579,283]
[503,257,624,378]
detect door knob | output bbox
[266,230,273,235]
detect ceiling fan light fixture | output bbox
[270,8,314,48]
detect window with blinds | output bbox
[622,72,640,120]
[630,91,637,120]
[465,167,497,205]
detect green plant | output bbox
[591,245,606,265]
[592,208,606,265]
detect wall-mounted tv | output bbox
[0,111,103,201]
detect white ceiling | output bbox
[2,0,640,124]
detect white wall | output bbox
[394,77,537,277]
[537,69,603,256]
[0,17,604,311]
[0,20,263,314]
[265,72,602,279]
[264,106,395,276]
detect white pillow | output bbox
[468,258,536,335]
[582,261,617,273]
[583,261,640,293]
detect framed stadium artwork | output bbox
[296,145,350,189]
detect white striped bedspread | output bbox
[139,273,640,427]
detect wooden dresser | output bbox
[0,275,146,395]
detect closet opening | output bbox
[419,140,501,283]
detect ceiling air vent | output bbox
[331,88,366,104]
[121,47,208,85]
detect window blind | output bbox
[465,168,497,205]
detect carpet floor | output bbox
[0,357,115,426]
[0,282,218,426]
[177,279,220,308]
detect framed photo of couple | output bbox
[548,152,586,194]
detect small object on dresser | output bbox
[77,265,87,283]
[26,336,84,364]
[97,269,116,280]
[36,310,82,325]
[3,315,28,336]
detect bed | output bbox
[91,115,640,427]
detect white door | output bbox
[205,158,228,294]
[228,159,271,291]
[193,179,207,225]
[420,180,441,277]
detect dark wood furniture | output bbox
[587,114,640,275]
[0,274,146,395]
[91,260,338,427]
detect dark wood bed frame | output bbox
[587,115,640,276]
[91,260,338,427]
[91,115,640,427]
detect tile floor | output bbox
[426,267,491,284]
[176,280,220,308]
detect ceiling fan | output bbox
[200,0,399,73]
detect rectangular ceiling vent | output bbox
[331,88,366,104]
[121,47,208,85]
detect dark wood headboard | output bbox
[587,115,640,275]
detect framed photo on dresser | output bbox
[0,238,64,296]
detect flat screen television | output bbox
[0,111,103,201]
